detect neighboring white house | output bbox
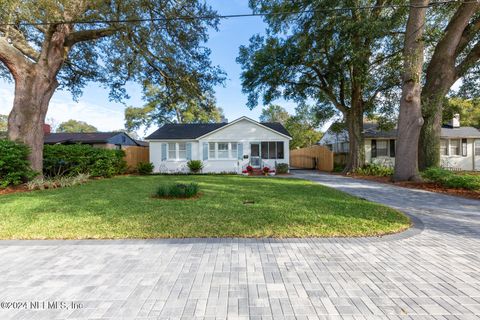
[319,115,480,171]
[145,116,292,173]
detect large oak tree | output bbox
[237,0,406,172]
[0,0,223,171]
[419,2,480,169]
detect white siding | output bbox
[149,119,290,173]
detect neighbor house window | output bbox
[341,142,349,153]
[168,143,176,159]
[475,140,480,156]
[377,140,388,157]
[450,139,461,156]
[260,141,285,159]
[440,139,448,155]
[178,143,187,160]
[462,139,467,157]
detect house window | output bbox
[440,139,448,155]
[209,142,216,158]
[341,142,349,153]
[178,143,187,160]
[259,141,285,159]
[475,140,480,156]
[462,139,467,157]
[217,143,229,158]
[377,140,388,157]
[450,139,461,156]
[277,142,284,159]
[168,143,176,159]
[231,143,238,158]
[389,140,395,157]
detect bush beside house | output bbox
[43,144,126,178]
[0,140,37,187]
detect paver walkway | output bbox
[0,171,479,320]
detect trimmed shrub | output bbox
[187,160,204,173]
[422,167,480,190]
[137,162,154,175]
[43,144,127,178]
[354,163,393,177]
[0,140,37,188]
[155,182,199,198]
[275,163,289,174]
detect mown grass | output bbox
[0,175,410,239]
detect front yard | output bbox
[0,175,410,239]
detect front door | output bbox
[250,143,261,168]
[475,139,480,171]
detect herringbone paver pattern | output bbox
[0,171,478,320]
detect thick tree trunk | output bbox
[344,106,365,173]
[393,0,428,182]
[8,68,58,173]
[418,65,457,170]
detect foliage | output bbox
[275,163,289,174]
[26,174,90,191]
[0,1,224,102]
[246,165,254,173]
[285,117,323,149]
[136,162,154,175]
[354,164,394,177]
[333,164,346,173]
[57,120,98,133]
[0,175,410,239]
[259,105,290,125]
[43,144,126,178]
[262,166,270,174]
[443,97,480,128]
[125,86,225,131]
[422,167,480,190]
[187,160,204,173]
[237,0,405,133]
[0,140,37,187]
[0,114,7,132]
[155,182,199,198]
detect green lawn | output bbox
[0,175,410,239]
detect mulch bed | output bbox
[349,174,480,200]
[0,185,30,196]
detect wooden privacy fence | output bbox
[123,146,149,170]
[290,145,334,172]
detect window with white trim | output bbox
[178,143,187,160]
[231,143,238,158]
[440,139,448,155]
[217,143,229,158]
[475,140,480,156]
[209,142,216,158]
[376,140,388,157]
[168,143,176,159]
[450,139,461,156]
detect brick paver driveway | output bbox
[0,171,479,320]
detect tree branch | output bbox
[0,37,31,79]
[64,27,120,47]
[456,41,480,77]
[0,26,40,61]
[456,15,480,56]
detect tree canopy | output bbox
[443,97,480,128]
[124,85,224,132]
[0,114,6,132]
[57,120,98,133]
[237,0,406,171]
[259,105,290,125]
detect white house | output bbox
[145,116,292,173]
[319,115,480,171]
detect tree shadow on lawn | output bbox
[0,175,410,239]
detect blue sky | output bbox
[0,1,297,138]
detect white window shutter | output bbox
[203,142,208,160]
[161,143,167,161]
[186,143,192,160]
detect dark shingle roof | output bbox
[362,123,480,139]
[44,132,120,144]
[134,139,149,147]
[146,120,291,140]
